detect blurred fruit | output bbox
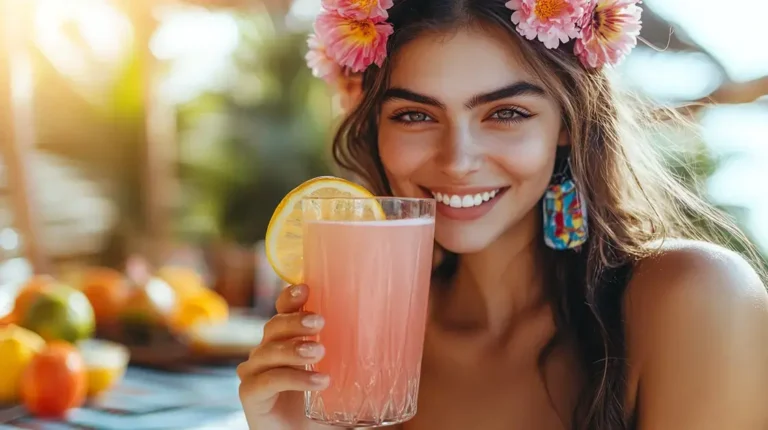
[80,268,130,324]
[78,339,129,397]
[0,325,45,404]
[174,289,229,331]
[189,314,264,356]
[21,284,95,343]
[157,266,207,300]
[57,264,86,291]
[118,277,178,342]
[11,275,56,323]
[21,341,87,417]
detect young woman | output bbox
[237,0,768,429]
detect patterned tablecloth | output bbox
[0,366,248,430]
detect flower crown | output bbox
[306,0,643,88]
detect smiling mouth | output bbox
[423,187,510,208]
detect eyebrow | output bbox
[382,88,446,108]
[465,82,546,109]
[382,81,546,110]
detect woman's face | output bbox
[378,27,566,254]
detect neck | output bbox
[436,209,547,336]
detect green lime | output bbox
[21,284,95,343]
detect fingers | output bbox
[276,284,309,314]
[238,367,330,411]
[262,311,325,344]
[236,284,329,416]
[239,339,325,377]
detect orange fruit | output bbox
[265,176,383,284]
[117,277,179,341]
[80,268,130,324]
[121,277,177,323]
[173,289,229,331]
[0,313,12,325]
[21,341,87,418]
[157,266,207,300]
[12,275,55,321]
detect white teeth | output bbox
[429,188,502,209]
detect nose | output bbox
[436,125,482,180]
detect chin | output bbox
[434,225,500,254]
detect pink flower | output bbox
[321,0,394,20]
[305,34,342,83]
[506,0,589,49]
[315,11,393,73]
[574,0,642,68]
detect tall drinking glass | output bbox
[301,197,436,428]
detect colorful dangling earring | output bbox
[542,157,588,250]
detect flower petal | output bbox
[305,34,342,82]
[574,0,642,68]
[315,11,393,73]
[506,0,591,49]
[321,0,394,21]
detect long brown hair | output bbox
[328,0,763,428]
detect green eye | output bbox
[492,109,518,120]
[488,107,532,123]
[403,112,429,122]
[391,111,434,124]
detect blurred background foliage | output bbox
[174,15,335,245]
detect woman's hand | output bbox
[237,284,329,430]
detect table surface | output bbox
[0,366,248,430]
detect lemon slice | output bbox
[265,176,384,285]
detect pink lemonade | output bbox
[303,217,435,427]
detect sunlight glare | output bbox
[621,48,723,102]
[644,0,768,81]
[286,0,322,29]
[34,0,133,100]
[150,7,240,104]
[702,104,768,250]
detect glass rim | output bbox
[301,196,435,203]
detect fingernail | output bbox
[296,342,324,358]
[310,373,330,386]
[290,284,304,298]
[301,314,324,329]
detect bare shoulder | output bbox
[624,239,768,429]
[625,239,767,317]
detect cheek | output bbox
[491,126,558,182]
[378,127,433,179]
